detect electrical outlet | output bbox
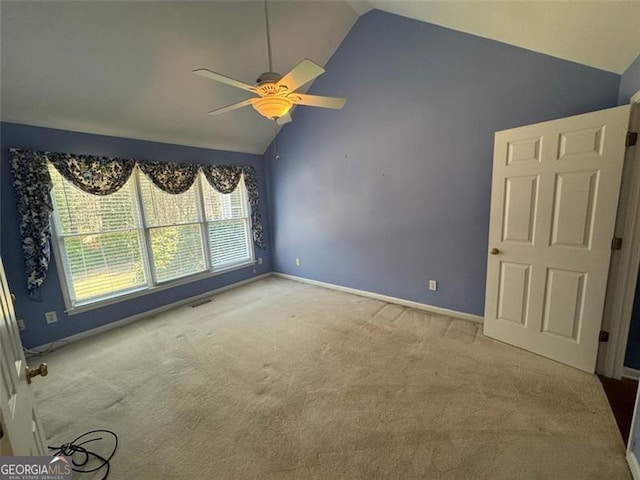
[295,258,301,266]
[45,311,58,324]
[17,319,25,331]
[257,257,263,265]
[429,280,437,291]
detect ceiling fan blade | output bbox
[290,93,346,110]
[276,113,292,125]
[277,59,325,92]
[207,98,256,116]
[193,69,257,93]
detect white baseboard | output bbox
[30,271,484,354]
[29,273,272,353]
[628,451,640,480]
[273,272,484,324]
[624,367,640,380]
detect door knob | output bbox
[25,363,48,385]
[490,248,500,255]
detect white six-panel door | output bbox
[0,258,46,455]
[484,105,630,373]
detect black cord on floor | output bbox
[48,429,118,480]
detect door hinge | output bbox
[627,131,638,147]
[611,237,623,250]
[599,330,610,342]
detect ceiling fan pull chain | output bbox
[264,0,273,73]
[272,120,280,159]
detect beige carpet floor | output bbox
[33,277,630,479]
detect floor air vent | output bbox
[191,298,212,308]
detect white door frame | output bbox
[627,382,640,478]
[599,90,640,379]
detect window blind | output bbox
[202,177,252,267]
[48,164,146,303]
[138,174,206,283]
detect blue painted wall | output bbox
[266,10,620,316]
[1,122,271,348]
[618,52,640,105]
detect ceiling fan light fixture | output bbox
[252,96,293,120]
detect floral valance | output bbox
[9,148,265,298]
[202,165,243,194]
[138,160,199,194]
[9,150,54,299]
[47,152,136,195]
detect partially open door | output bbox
[484,106,630,373]
[0,257,47,455]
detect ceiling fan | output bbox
[193,0,346,125]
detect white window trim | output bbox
[56,259,256,315]
[49,166,256,314]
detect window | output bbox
[201,177,252,267]
[48,165,254,310]
[138,175,206,283]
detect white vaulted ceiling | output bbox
[2,1,639,155]
[363,1,640,74]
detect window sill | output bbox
[65,260,256,316]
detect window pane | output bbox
[63,231,146,302]
[208,220,250,267]
[48,164,137,234]
[138,172,199,226]
[202,177,247,221]
[150,224,206,282]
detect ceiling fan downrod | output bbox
[264,0,273,73]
